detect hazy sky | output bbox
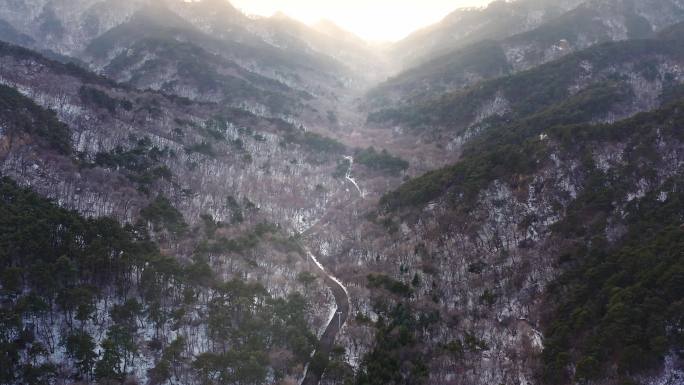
[230,0,494,42]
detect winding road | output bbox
[300,248,351,385]
[299,155,360,385]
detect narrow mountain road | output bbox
[300,155,361,385]
[301,248,351,385]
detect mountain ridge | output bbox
[367,0,684,114]
[1,1,684,385]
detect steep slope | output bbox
[391,0,584,69]
[324,96,684,385]
[0,0,380,128]
[0,77,328,384]
[3,2,684,385]
[0,175,323,384]
[366,39,513,108]
[84,3,311,116]
[0,39,369,240]
[0,19,34,46]
[368,32,684,150]
[0,84,71,155]
[501,0,684,70]
[0,0,146,55]
[370,0,684,110]
[0,40,375,385]
[160,1,381,87]
[251,14,389,85]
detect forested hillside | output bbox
[0,177,318,384]
[368,0,684,112]
[368,32,684,147]
[339,96,684,385]
[0,1,683,385]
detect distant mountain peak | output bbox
[312,19,366,44]
[313,19,340,29]
[313,19,347,34]
[271,11,291,20]
[131,0,194,29]
[185,0,241,14]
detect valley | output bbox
[0,1,683,385]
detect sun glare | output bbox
[230,0,493,42]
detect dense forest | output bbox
[369,37,684,136]
[0,178,317,384]
[0,85,72,154]
[380,92,684,212]
[543,178,684,383]
[375,96,684,384]
[2,1,684,385]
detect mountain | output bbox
[0,32,419,384]
[1,1,684,385]
[347,93,684,385]
[366,39,513,109]
[0,38,369,230]
[82,3,313,117]
[167,0,247,30]
[0,39,376,384]
[0,0,381,128]
[390,0,585,69]
[369,0,684,111]
[0,18,33,46]
[0,0,146,55]
[83,2,356,124]
[367,23,684,151]
[332,21,684,385]
[253,15,389,84]
[166,2,382,84]
[312,19,367,46]
[502,0,684,70]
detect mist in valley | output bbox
[0,1,683,385]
